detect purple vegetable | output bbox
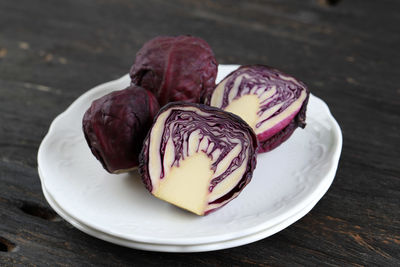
[130,35,218,106]
[139,102,257,215]
[83,85,160,174]
[205,65,309,153]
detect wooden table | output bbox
[1,0,399,265]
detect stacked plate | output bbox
[37,65,342,252]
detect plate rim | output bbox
[40,175,330,252]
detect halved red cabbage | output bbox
[139,102,257,215]
[205,65,309,153]
[130,35,218,106]
[83,85,160,173]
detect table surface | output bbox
[1,0,399,266]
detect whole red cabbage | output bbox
[130,35,218,106]
[82,85,160,173]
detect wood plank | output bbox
[0,0,399,265]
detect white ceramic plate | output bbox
[38,65,342,248]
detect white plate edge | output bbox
[41,173,331,253]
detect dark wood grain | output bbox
[1,0,399,266]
